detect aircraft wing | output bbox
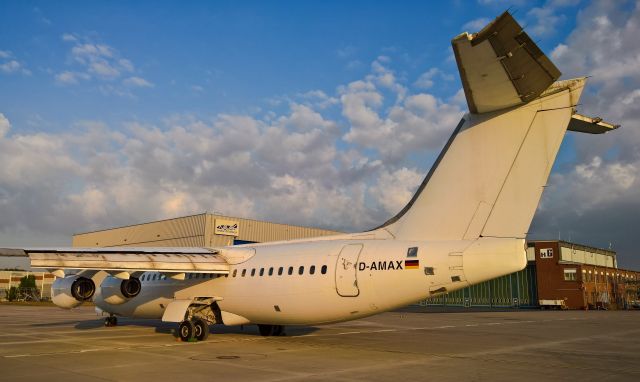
[1,246,256,277]
[452,11,561,114]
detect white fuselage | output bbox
[94,236,526,325]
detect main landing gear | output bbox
[258,324,286,336]
[104,315,118,327]
[178,317,210,342]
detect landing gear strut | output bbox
[104,315,118,327]
[258,324,286,336]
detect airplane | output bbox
[1,11,620,341]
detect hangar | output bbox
[72,212,341,248]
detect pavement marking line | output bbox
[0,333,161,346]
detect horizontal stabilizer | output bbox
[568,113,620,134]
[452,11,561,114]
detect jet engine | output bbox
[52,275,96,309]
[100,276,142,305]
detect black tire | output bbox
[178,320,195,342]
[104,316,118,327]
[193,318,210,341]
[258,324,274,336]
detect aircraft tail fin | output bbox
[375,12,617,242]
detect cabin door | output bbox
[335,244,363,297]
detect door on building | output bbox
[335,244,363,297]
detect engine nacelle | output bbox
[52,275,96,309]
[100,276,142,305]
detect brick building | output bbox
[532,241,640,309]
[0,271,57,301]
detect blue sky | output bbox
[0,1,575,130]
[1,0,639,268]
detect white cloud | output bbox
[0,54,465,242]
[0,50,29,75]
[0,60,20,73]
[0,113,10,138]
[55,71,89,84]
[526,0,580,37]
[369,167,423,215]
[341,62,463,162]
[61,33,77,42]
[56,36,146,94]
[463,18,490,31]
[414,68,440,89]
[123,76,154,88]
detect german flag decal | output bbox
[405,259,419,269]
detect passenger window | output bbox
[233,270,237,277]
[251,269,256,276]
[259,268,264,276]
[299,266,304,275]
[242,269,246,277]
[268,267,274,276]
[321,265,327,274]
[310,265,316,275]
[278,267,283,275]
[152,274,157,281]
[288,266,293,275]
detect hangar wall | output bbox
[72,213,342,248]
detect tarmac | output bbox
[0,305,639,381]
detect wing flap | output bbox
[24,247,236,274]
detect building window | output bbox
[321,265,327,274]
[310,265,316,275]
[564,268,577,281]
[278,267,283,276]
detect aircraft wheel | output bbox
[104,316,117,327]
[193,318,210,341]
[178,320,195,342]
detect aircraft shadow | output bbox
[71,319,318,337]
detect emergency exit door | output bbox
[335,244,362,297]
